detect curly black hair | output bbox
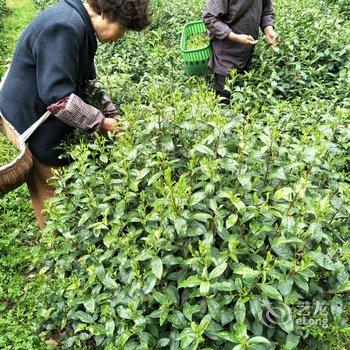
[87,0,152,31]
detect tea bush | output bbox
[226,1,350,105]
[326,0,350,15]
[41,94,350,350]
[33,0,350,349]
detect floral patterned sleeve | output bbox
[47,93,105,131]
[86,79,122,119]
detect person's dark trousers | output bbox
[213,58,252,105]
[214,73,230,105]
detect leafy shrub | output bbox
[42,89,350,350]
[33,0,350,349]
[326,0,350,15]
[226,1,350,105]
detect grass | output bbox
[0,1,47,349]
[0,0,36,75]
[0,187,47,350]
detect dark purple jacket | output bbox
[203,0,275,75]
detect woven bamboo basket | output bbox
[0,67,50,196]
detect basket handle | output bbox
[1,66,52,143]
[20,111,51,142]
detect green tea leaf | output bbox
[179,276,202,288]
[234,266,259,279]
[193,144,214,156]
[105,319,115,337]
[273,187,294,201]
[200,281,211,295]
[260,285,283,301]
[234,298,246,324]
[217,331,237,343]
[83,299,95,313]
[189,191,207,206]
[102,276,119,290]
[209,262,227,280]
[248,336,270,345]
[151,256,163,279]
[226,214,238,229]
[73,311,95,324]
[221,308,235,326]
[237,174,252,192]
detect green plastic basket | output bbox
[181,21,212,76]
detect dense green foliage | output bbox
[0,0,36,76]
[0,133,20,166]
[0,0,10,71]
[326,0,350,15]
[29,0,350,349]
[225,2,349,105]
[0,0,10,33]
[0,0,10,28]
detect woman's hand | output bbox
[228,32,258,45]
[100,117,120,134]
[264,26,279,46]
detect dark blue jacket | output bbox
[0,0,97,165]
